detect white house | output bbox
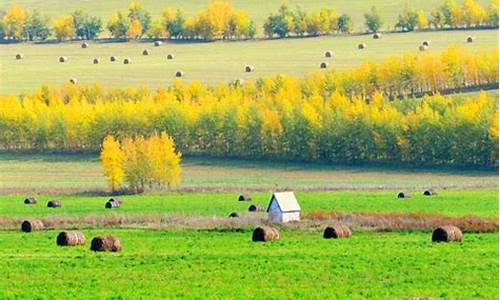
[266,192,301,223]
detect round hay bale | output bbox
[123,58,131,64]
[142,49,150,55]
[69,78,77,84]
[47,200,62,208]
[358,43,366,49]
[238,194,252,201]
[423,189,437,196]
[90,236,122,252]
[244,65,255,72]
[323,224,352,239]
[228,212,239,218]
[466,36,474,43]
[373,32,381,39]
[81,42,88,48]
[110,56,117,62]
[248,204,264,212]
[432,225,462,242]
[154,41,162,47]
[320,62,328,69]
[93,58,100,64]
[57,231,86,246]
[167,53,175,60]
[59,56,67,63]
[21,220,44,232]
[108,197,121,204]
[105,200,120,209]
[422,40,430,47]
[15,53,24,60]
[252,226,280,242]
[175,70,183,77]
[24,197,37,204]
[397,192,411,199]
[419,45,428,51]
[324,51,333,58]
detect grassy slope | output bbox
[0,0,491,34]
[0,29,497,94]
[0,229,497,299]
[0,190,497,218]
[0,152,497,194]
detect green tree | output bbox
[364,6,383,33]
[263,5,293,38]
[163,8,185,39]
[395,6,418,31]
[337,14,353,33]
[24,10,51,41]
[107,12,130,39]
[128,0,151,36]
[72,10,103,40]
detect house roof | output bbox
[266,192,301,213]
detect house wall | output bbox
[281,211,300,223]
[268,199,282,223]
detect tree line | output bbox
[0,47,497,167]
[1,0,497,42]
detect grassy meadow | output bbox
[0,29,497,94]
[0,229,497,299]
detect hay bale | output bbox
[175,70,183,77]
[423,189,437,196]
[238,194,252,201]
[248,204,264,212]
[154,41,162,47]
[397,192,411,199]
[245,65,255,72]
[320,62,328,69]
[47,200,62,208]
[81,42,88,48]
[432,225,462,242]
[419,45,428,51]
[142,49,150,55]
[57,231,86,246]
[324,51,333,58]
[123,58,131,64]
[228,212,239,218]
[231,78,245,86]
[167,53,175,60]
[15,53,24,60]
[323,225,352,239]
[90,236,122,252]
[69,78,77,84]
[422,40,430,47]
[21,220,44,232]
[467,36,474,43]
[93,58,100,64]
[110,56,117,62]
[373,32,381,39]
[59,56,67,63]
[108,197,121,204]
[105,199,120,209]
[252,226,280,242]
[24,197,37,204]
[358,43,366,49]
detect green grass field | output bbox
[1,29,497,94]
[0,0,492,35]
[0,229,497,299]
[0,152,497,194]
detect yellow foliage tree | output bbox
[127,19,142,39]
[100,135,124,192]
[53,15,75,40]
[417,10,428,29]
[3,4,26,39]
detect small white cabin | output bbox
[266,192,301,223]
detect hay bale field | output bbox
[154,41,162,47]
[123,58,131,64]
[57,231,86,246]
[432,225,463,242]
[93,58,100,64]
[422,40,430,47]
[59,56,67,63]
[167,53,175,60]
[252,226,280,242]
[320,62,328,69]
[323,225,352,239]
[244,65,254,72]
[81,42,88,48]
[110,55,117,62]
[467,36,475,43]
[105,199,120,209]
[397,192,411,199]
[324,50,333,58]
[142,49,150,55]
[24,197,37,204]
[423,189,437,196]
[358,43,366,49]
[21,220,44,232]
[175,70,183,77]
[47,200,62,208]
[373,32,381,39]
[15,53,24,60]
[90,236,122,252]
